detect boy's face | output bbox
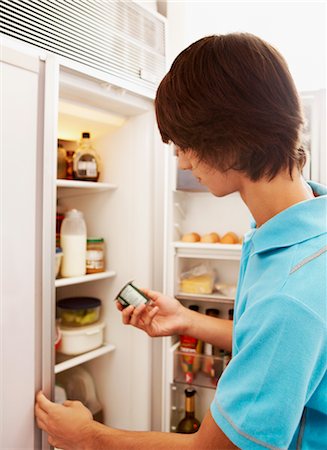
[176,147,243,197]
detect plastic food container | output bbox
[57,321,105,355]
[55,247,63,278]
[57,297,101,327]
[54,324,62,351]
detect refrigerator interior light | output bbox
[58,99,126,141]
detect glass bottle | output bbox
[176,388,201,434]
[73,132,101,181]
[65,150,75,180]
[57,143,67,179]
[60,209,87,278]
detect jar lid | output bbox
[57,297,101,309]
[87,237,104,243]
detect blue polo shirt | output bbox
[210,181,327,450]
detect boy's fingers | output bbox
[143,306,159,326]
[36,391,54,413]
[140,288,161,302]
[115,300,124,311]
[36,417,47,432]
[129,303,146,326]
[35,403,48,422]
[122,305,135,324]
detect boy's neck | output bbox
[239,171,314,228]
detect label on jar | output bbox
[117,283,149,308]
[86,250,104,270]
[77,160,97,177]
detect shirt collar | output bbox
[248,181,327,254]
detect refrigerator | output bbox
[0,5,166,444]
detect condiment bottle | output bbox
[73,132,101,181]
[176,388,201,434]
[179,305,202,383]
[60,209,87,278]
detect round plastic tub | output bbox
[57,297,101,327]
[57,321,105,355]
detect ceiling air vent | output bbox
[0,0,166,97]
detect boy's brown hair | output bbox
[155,33,306,181]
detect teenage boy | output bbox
[36,33,327,450]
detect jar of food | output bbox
[57,297,101,327]
[86,238,105,274]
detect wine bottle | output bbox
[176,388,201,434]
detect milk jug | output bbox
[60,209,87,277]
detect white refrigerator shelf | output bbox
[55,343,116,374]
[56,179,117,198]
[176,293,234,304]
[55,270,116,288]
[173,242,242,260]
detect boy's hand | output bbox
[35,391,93,449]
[116,288,187,337]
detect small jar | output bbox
[86,238,105,274]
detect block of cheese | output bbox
[180,274,214,294]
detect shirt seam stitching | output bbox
[290,245,327,274]
[214,399,286,450]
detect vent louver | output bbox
[0,0,166,96]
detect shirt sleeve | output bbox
[210,294,326,450]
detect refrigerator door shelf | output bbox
[174,242,242,260]
[55,342,115,374]
[55,270,116,288]
[176,293,234,305]
[57,179,117,199]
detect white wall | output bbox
[166,1,326,92]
